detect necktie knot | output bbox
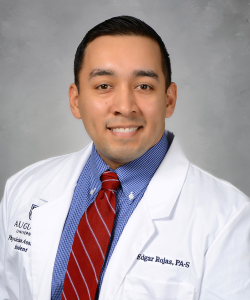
[101,170,120,191]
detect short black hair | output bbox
[74,15,172,92]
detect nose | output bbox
[111,85,138,117]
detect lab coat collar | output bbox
[38,142,93,202]
[145,132,190,219]
[39,132,189,220]
[33,132,189,300]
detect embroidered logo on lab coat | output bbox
[29,204,38,220]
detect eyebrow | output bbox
[89,68,159,82]
[89,68,115,79]
[132,69,159,82]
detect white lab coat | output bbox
[0,133,250,300]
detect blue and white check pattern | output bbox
[51,133,169,299]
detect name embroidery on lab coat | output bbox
[137,254,190,268]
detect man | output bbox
[0,15,249,300]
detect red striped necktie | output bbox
[62,170,120,300]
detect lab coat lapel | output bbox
[32,188,75,300]
[99,136,190,300]
[146,135,190,220]
[31,143,92,300]
[99,195,155,300]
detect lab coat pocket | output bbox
[123,275,194,300]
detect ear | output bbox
[69,83,82,119]
[165,82,177,118]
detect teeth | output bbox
[111,127,139,133]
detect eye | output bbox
[137,84,152,90]
[96,84,111,90]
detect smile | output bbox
[110,127,139,133]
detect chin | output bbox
[105,146,146,165]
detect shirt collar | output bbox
[90,133,168,201]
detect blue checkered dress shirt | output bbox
[51,133,168,299]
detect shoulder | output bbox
[187,163,249,202]
[183,162,249,227]
[5,153,72,194]
[165,134,249,210]
[173,163,250,253]
[3,143,92,205]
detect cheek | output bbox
[142,101,167,127]
[80,98,108,131]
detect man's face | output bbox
[69,35,177,169]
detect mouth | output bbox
[110,127,140,133]
[108,126,142,137]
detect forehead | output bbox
[82,35,163,75]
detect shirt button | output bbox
[129,192,134,200]
[90,189,96,195]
